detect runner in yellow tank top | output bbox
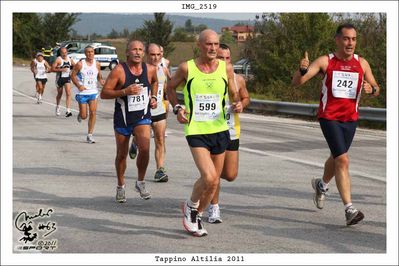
[167,29,243,237]
[208,43,250,224]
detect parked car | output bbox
[68,45,119,70]
[233,58,252,79]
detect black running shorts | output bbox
[186,130,230,155]
[57,77,71,88]
[226,138,239,151]
[35,78,47,85]
[151,113,167,123]
[319,118,357,158]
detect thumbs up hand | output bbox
[300,51,309,76]
[362,80,373,94]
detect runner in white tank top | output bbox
[52,47,76,117]
[147,43,170,182]
[71,46,105,144]
[30,52,50,104]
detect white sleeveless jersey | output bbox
[150,65,168,116]
[76,59,99,95]
[35,60,47,79]
[225,73,241,140]
[160,57,169,68]
[56,56,72,78]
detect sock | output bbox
[344,203,353,211]
[319,179,329,191]
[211,204,219,208]
[187,199,199,209]
[117,184,125,189]
[137,180,145,185]
[67,108,71,113]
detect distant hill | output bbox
[72,13,254,36]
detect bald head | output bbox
[60,47,68,57]
[197,29,219,60]
[147,43,160,53]
[126,40,145,51]
[198,29,219,44]
[147,43,162,65]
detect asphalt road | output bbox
[9,66,388,262]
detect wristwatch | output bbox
[173,104,182,115]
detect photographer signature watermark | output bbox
[14,208,58,251]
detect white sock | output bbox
[344,203,353,211]
[188,199,199,209]
[319,179,329,191]
[67,108,71,113]
[117,184,125,189]
[211,203,219,208]
[137,180,145,185]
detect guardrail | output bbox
[175,92,386,123]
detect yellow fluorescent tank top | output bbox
[183,59,229,136]
[225,73,240,140]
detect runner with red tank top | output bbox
[292,23,380,226]
[318,53,364,122]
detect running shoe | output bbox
[55,106,61,116]
[345,206,364,226]
[181,200,199,233]
[37,94,42,104]
[116,186,126,203]
[135,181,151,200]
[87,134,95,144]
[129,141,137,159]
[65,112,72,117]
[77,114,82,123]
[208,204,222,224]
[154,167,168,182]
[311,178,328,209]
[193,216,208,237]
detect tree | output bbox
[41,13,79,46]
[185,19,194,33]
[245,13,386,108]
[245,13,336,102]
[13,13,79,58]
[120,28,130,38]
[220,30,235,44]
[171,27,195,42]
[13,13,43,57]
[108,28,119,39]
[136,13,174,56]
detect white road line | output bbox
[240,147,386,182]
[13,89,80,113]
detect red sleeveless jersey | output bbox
[317,53,364,122]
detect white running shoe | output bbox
[55,106,61,116]
[116,186,126,203]
[208,204,222,224]
[193,217,208,237]
[87,134,95,144]
[135,181,151,200]
[181,201,199,233]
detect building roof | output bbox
[222,25,255,33]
